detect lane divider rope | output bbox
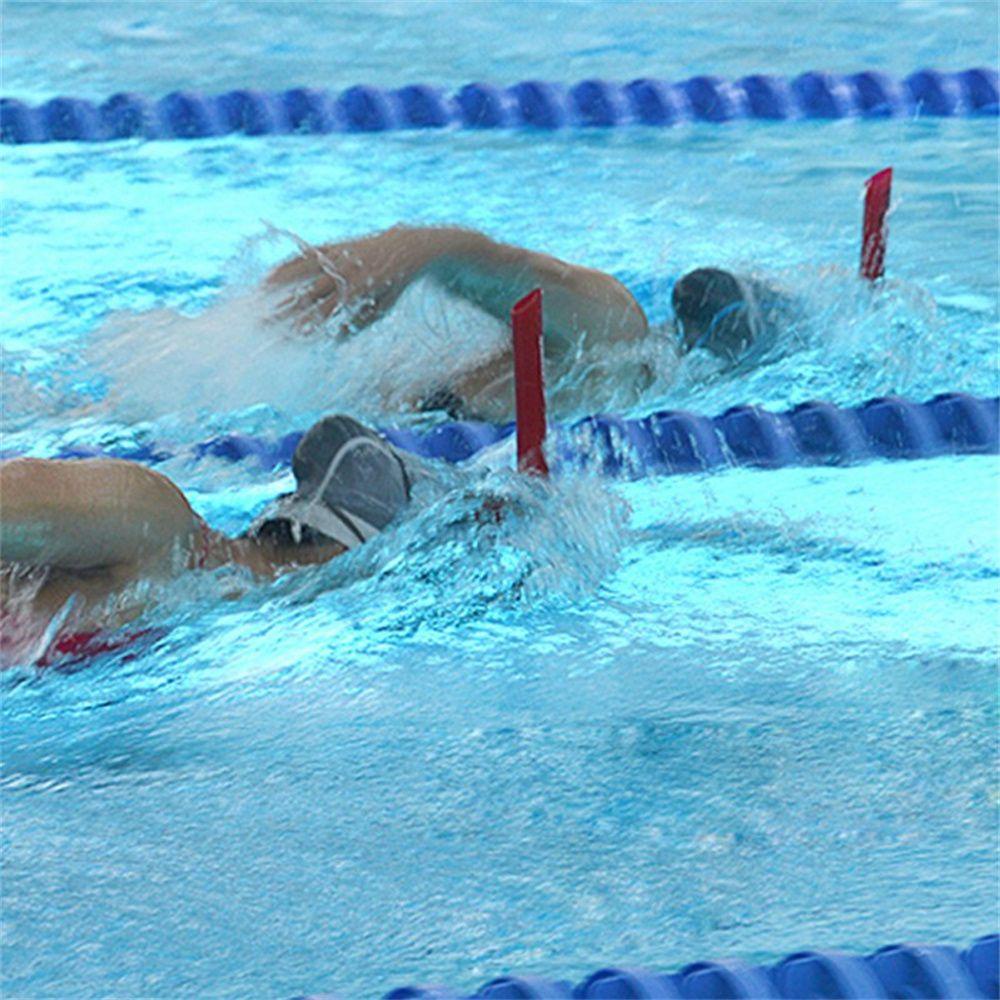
[290,933,999,999]
[2,68,997,143]
[44,393,999,477]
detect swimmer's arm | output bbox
[429,229,650,350]
[0,459,200,571]
[267,226,649,346]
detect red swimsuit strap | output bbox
[193,517,213,570]
[42,627,157,667]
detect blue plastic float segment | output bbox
[928,393,999,451]
[856,396,944,458]
[623,78,680,125]
[51,440,168,464]
[849,71,901,118]
[574,966,681,998]
[906,69,960,115]
[393,85,451,127]
[216,89,289,135]
[867,944,983,999]
[791,72,852,118]
[281,87,337,133]
[787,400,869,462]
[336,85,397,131]
[193,433,271,464]
[676,960,778,999]
[40,96,102,140]
[157,90,224,138]
[570,80,627,127]
[478,976,575,998]
[509,81,567,128]
[100,92,154,138]
[714,405,800,467]
[770,951,887,998]
[959,68,1000,113]
[963,935,999,999]
[423,421,506,462]
[4,69,997,142]
[607,414,670,474]
[681,76,740,122]
[380,426,435,457]
[0,98,44,142]
[383,986,467,999]
[643,410,727,473]
[737,75,792,120]
[455,83,511,127]
[573,414,634,474]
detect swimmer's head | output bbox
[672,268,756,360]
[249,415,412,551]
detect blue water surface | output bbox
[1,2,998,998]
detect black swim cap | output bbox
[672,268,756,360]
[251,415,412,549]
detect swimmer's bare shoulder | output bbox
[0,458,202,579]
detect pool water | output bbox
[2,2,998,997]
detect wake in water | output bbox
[85,280,510,431]
[253,465,631,626]
[1,464,631,684]
[653,263,950,414]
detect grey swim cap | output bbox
[672,268,757,359]
[253,415,412,550]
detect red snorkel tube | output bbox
[473,288,548,526]
[861,167,893,281]
[511,288,549,476]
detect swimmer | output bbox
[268,225,778,420]
[0,415,413,658]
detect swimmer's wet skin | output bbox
[267,225,769,419]
[0,416,412,659]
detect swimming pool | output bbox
[2,1,998,997]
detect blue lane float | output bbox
[289,932,999,998]
[52,393,999,478]
[3,68,997,143]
